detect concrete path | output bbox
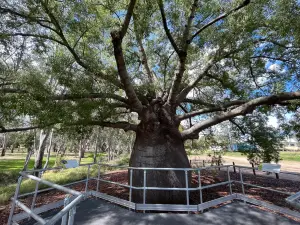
[24,199,299,225]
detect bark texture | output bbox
[1,134,7,157]
[34,130,50,172]
[129,105,190,204]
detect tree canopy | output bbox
[0,0,300,144]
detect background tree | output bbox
[1,0,300,203]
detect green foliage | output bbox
[0,0,300,166]
[0,152,130,204]
[232,114,284,163]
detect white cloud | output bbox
[267,116,278,128]
[267,64,285,73]
[186,88,196,99]
[256,76,268,86]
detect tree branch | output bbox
[254,38,300,50]
[49,93,128,103]
[177,107,223,121]
[181,91,300,140]
[229,119,246,135]
[69,120,138,132]
[39,1,123,89]
[157,0,180,55]
[1,33,65,46]
[176,58,216,103]
[177,100,248,121]
[133,13,156,97]
[166,0,199,104]
[0,88,27,94]
[251,55,292,63]
[0,121,137,133]
[183,98,216,107]
[1,89,129,105]
[181,0,198,49]
[120,0,137,39]
[191,0,251,41]
[110,0,143,113]
[0,125,40,133]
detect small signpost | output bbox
[61,160,79,169]
[261,163,281,179]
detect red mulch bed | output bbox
[1,170,300,225]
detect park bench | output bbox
[261,163,281,179]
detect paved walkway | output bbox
[24,199,299,225]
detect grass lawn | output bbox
[279,151,300,162]
[0,154,128,205]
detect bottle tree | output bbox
[0,0,300,203]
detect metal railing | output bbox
[8,162,300,224]
[7,170,85,225]
[92,164,300,212]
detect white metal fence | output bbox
[8,163,300,225]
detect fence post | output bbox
[30,172,42,216]
[239,168,245,202]
[185,170,190,213]
[276,173,279,179]
[85,165,91,193]
[96,164,101,192]
[197,169,203,213]
[67,206,76,225]
[203,160,205,167]
[129,169,133,210]
[7,176,23,225]
[143,170,147,213]
[227,167,232,195]
[251,163,256,176]
[61,195,70,225]
[233,162,236,173]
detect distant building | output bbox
[229,143,256,152]
[226,137,300,152]
[281,136,300,151]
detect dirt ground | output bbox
[223,156,300,173]
[189,155,300,173]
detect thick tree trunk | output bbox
[79,140,85,159]
[43,129,54,170]
[34,130,50,173]
[93,133,99,163]
[1,134,7,157]
[0,148,5,157]
[129,122,190,204]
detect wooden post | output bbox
[251,163,256,176]
[233,162,236,173]
[203,160,205,167]
[275,173,279,179]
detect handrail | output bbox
[23,166,63,173]
[20,172,82,196]
[234,181,293,195]
[286,191,300,209]
[15,200,46,224]
[44,195,84,225]
[9,163,300,225]
[8,172,84,225]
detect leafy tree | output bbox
[1,0,300,203]
[230,113,284,164]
